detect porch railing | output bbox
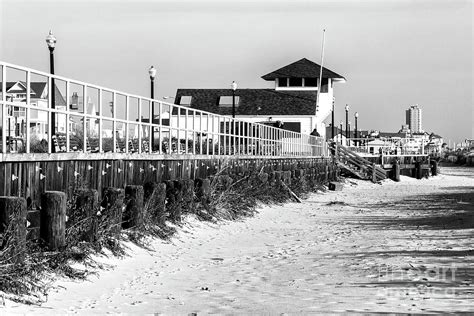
[0,61,328,158]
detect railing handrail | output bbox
[0,60,328,157]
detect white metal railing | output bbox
[0,61,328,158]
[338,137,428,156]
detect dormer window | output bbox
[179,96,192,107]
[277,77,321,89]
[304,78,318,87]
[218,96,240,107]
[278,78,288,87]
[288,78,303,87]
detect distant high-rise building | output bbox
[406,105,422,133]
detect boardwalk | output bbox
[5,167,474,314]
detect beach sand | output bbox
[4,166,474,314]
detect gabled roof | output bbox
[261,58,345,81]
[0,81,66,106]
[1,81,29,94]
[175,89,318,116]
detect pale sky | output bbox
[1,0,472,142]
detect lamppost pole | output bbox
[149,66,156,150]
[231,81,237,119]
[345,104,349,140]
[46,30,57,150]
[339,121,343,145]
[348,121,351,146]
[331,97,335,140]
[355,112,359,146]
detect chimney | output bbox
[70,92,78,110]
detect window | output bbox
[288,77,303,87]
[218,96,240,108]
[278,78,288,87]
[179,96,192,106]
[304,77,318,87]
[282,122,301,133]
[321,78,329,93]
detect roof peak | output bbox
[261,58,345,81]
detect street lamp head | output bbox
[355,112,359,118]
[340,120,343,126]
[231,81,237,91]
[345,104,349,112]
[149,66,157,80]
[45,30,57,49]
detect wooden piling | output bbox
[392,161,400,182]
[123,185,144,229]
[415,160,423,180]
[143,182,167,222]
[0,197,27,263]
[40,191,67,250]
[101,187,124,236]
[371,163,377,183]
[75,189,99,242]
[431,160,438,176]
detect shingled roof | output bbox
[1,81,66,106]
[175,89,317,116]
[261,58,345,81]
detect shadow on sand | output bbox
[338,186,474,294]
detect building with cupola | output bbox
[174,58,345,138]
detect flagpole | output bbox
[316,29,326,115]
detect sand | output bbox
[3,166,474,314]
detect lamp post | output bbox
[231,81,237,118]
[345,104,349,140]
[354,112,359,146]
[46,30,57,147]
[149,66,156,150]
[339,120,343,145]
[331,97,335,140]
[149,66,156,117]
[348,121,351,146]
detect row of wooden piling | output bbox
[389,159,438,182]
[0,179,210,261]
[0,161,337,263]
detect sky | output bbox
[0,0,472,143]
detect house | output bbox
[0,81,67,140]
[174,58,345,138]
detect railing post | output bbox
[47,76,52,153]
[125,95,129,154]
[158,101,163,154]
[83,85,88,153]
[192,110,196,155]
[98,89,103,152]
[25,70,31,153]
[147,98,152,154]
[199,112,203,155]
[137,98,142,154]
[112,91,117,153]
[65,80,70,153]
[1,65,6,154]
[207,113,211,155]
[185,108,189,154]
